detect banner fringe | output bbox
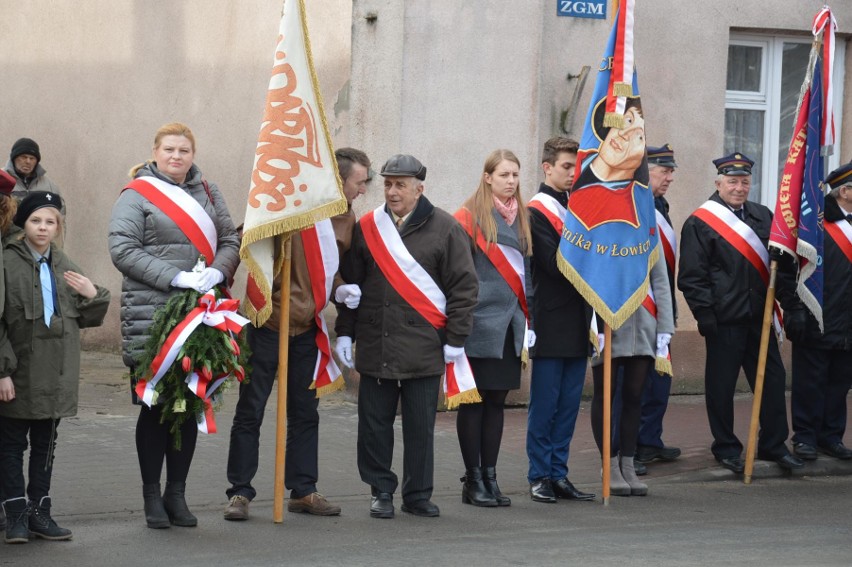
[613,82,633,97]
[446,389,482,410]
[311,375,346,397]
[655,356,673,378]
[557,245,659,330]
[603,112,625,129]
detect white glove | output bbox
[443,344,466,364]
[597,333,605,355]
[334,336,353,368]
[527,329,537,348]
[334,284,362,309]
[171,271,202,290]
[656,333,672,350]
[195,268,224,293]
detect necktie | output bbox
[396,217,404,230]
[39,258,54,326]
[734,208,744,221]
[846,214,852,223]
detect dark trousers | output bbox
[704,324,790,459]
[638,361,673,448]
[0,416,58,501]
[526,357,587,482]
[791,345,852,447]
[227,326,319,500]
[357,374,440,504]
[136,404,198,484]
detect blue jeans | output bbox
[526,357,587,483]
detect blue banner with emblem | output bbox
[556,0,657,329]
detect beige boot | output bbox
[608,456,631,496]
[620,455,648,496]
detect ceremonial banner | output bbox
[769,10,834,331]
[557,0,657,329]
[241,0,348,326]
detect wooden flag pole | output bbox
[743,259,778,484]
[273,237,293,522]
[602,323,612,505]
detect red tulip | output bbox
[200,365,213,382]
[230,339,241,356]
[182,356,192,373]
[235,366,245,382]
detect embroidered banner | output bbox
[241,0,347,326]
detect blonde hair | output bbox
[461,149,532,256]
[129,122,197,178]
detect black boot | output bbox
[460,468,498,507]
[28,496,72,541]
[162,481,198,527]
[4,498,29,544]
[482,466,511,507]
[143,483,170,529]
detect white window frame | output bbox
[726,33,846,209]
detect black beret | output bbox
[380,154,427,181]
[13,191,63,228]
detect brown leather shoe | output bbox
[223,495,250,521]
[287,492,341,516]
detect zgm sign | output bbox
[557,0,607,19]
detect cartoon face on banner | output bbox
[569,97,650,232]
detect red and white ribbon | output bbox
[606,0,635,118]
[812,6,836,151]
[825,219,852,264]
[528,193,566,235]
[301,219,344,395]
[360,206,479,407]
[135,290,250,408]
[656,209,677,276]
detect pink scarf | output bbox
[492,195,518,226]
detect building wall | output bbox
[0,0,352,351]
[2,1,849,392]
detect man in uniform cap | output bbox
[634,144,682,466]
[4,138,62,203]
[335,154,477,518]
[781,162,852,461]
[678,152,803,473]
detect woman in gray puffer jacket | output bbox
[108,123,240,529]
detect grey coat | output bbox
[464,210,533,359]
[591,248,674,365]
[108,162,240,367]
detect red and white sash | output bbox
[300,219,344,396]
[124,177,218,262]
[640,288,673,378]
[360,206,480,408]
[656,209,677,276]
[528,193,565,235]
[692,201,783,335]
[454,208,531,364]
[825,219,852,264]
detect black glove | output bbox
[694,309,717,338]
[784,308,809,343]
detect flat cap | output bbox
[380,154,426,181]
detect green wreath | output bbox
[132,287,251,449]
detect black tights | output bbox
[591,357,651,458]
[136,405,198,485]
[456,389,509,470]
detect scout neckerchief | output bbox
[454,207,531,365]
[824,218,852,264]
[300,219,344,396]
[124,177,217,262]
[359,205,481,408]
[691,200,783,336]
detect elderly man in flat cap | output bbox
[678,152,803,474]
[4,138,61,204]
[335,154,478,519]
[780,162,852,462]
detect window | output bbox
[724,34,846,208]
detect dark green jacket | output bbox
[0,238,110,420]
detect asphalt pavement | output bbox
[1,350,849,566]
